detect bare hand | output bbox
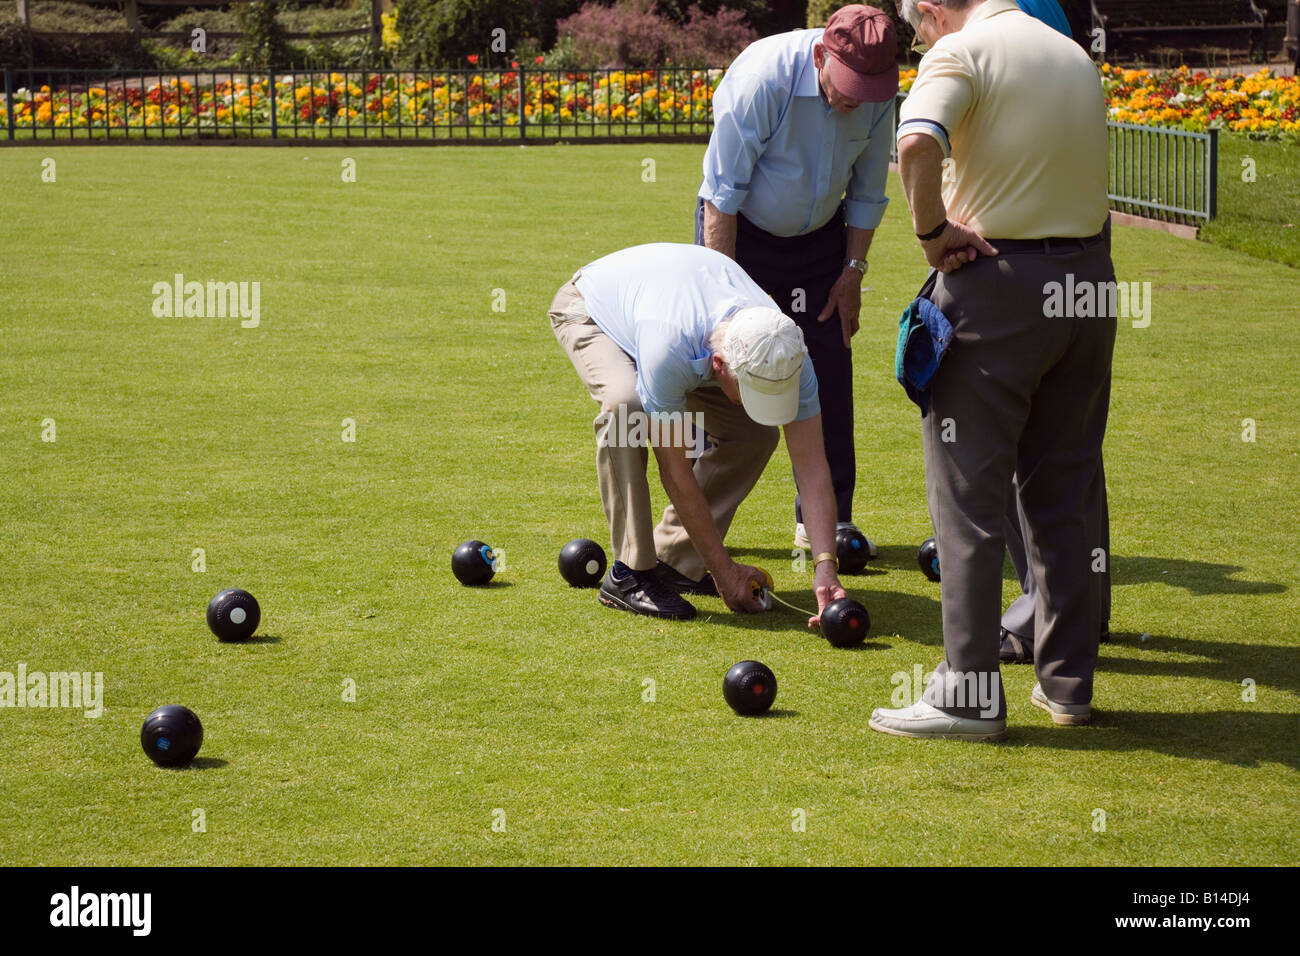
[717,562,769,613]
[807,564,848,629]
[816,268,863,348]
[921,220,998,273]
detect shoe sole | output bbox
[867,717,1008,742]
[1031,694,1092,726]
[598,591,696,621]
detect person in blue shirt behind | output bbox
[692,4,901,565]
[1016,0,1072,37]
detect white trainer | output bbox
[1031,683,1092,725]
[868,700,1007,742]
[794,521,878,557]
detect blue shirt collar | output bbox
[790,30,821,98]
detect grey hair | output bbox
[900,0,974,31]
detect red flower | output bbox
[511,61,518,69]
[467,54,479,65]
[535,56,544,64]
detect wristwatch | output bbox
[845,258,868,275]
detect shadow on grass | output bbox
[1099,631,1300,695]
[699,587,940,650]
[734,546,1287,598]
[729,545,889,578]
[1113,557,1286,596]
[178,757,228,771]
[232,633,281,645]
[1010,710,1299,770]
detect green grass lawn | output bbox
[0,145,1297,866]
[1202,135,1300,268]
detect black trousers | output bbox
[695,199,855,523]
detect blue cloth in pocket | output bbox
[894,279,954,417]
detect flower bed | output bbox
[1102,65,1299,140]
[0,69,723,134]
[4,65,1296,141]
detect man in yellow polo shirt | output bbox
[870,0,1115,740]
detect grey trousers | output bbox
[921,240,1116,719]
[1002,467,1111,641]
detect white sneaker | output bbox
[793,521,878,558]
[868,700,1007,742]
[1031,683,1092,726]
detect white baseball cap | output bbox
[719,306,808,426]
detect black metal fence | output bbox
[1,67,722,142]
[3,66,1219,223]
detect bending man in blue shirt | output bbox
[692,4,900,562]
[549,243,850,622]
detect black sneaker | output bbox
[1000,627,1112,663]
[653,560,719,597]
[999,628,1034,664]
[599,563,697,620]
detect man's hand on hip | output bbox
[922,220,999,274]
[816,267,862,348]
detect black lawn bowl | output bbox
[836,527,872,574]
[558,538,607,588]
[821,597,871,647]
[918,537,941,582]
[723,660,777,716]
[140,705,204,767]
[206,588,261,642]
[452,540,497,586]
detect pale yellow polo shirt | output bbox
[897,0,1109,239]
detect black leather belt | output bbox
[984,229,1109,255]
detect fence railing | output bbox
[1107,121,1219,224]
[1,67,722,142]
[2,66,1219,223]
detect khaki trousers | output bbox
[549,278,779,577]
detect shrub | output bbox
[396,0,543,68]
[557,0,756,67]
[236,1,293,67]
[808,0,900,28]
[675,4,757,64]
[557,0,668,66]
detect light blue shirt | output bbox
[1016,0,1072,37]
[700,28,894,237]
[573,243,820,421]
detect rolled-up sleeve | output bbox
[844,99,895,230]
[897,44,973,157]
[699,74,777,215]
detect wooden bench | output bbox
[1090,1,1269,60]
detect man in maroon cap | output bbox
[673,5,899,591]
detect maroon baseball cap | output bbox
[820,4,900,104]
